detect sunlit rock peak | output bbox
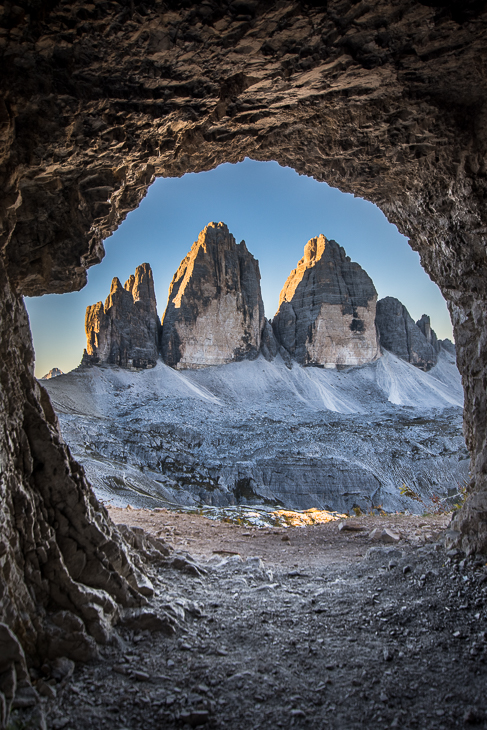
[40,367,63,380]
[273,235,380,367]
[161,222,265,369]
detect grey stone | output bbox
[83,263,160,369]
[260,319,279,361]
[49,658,75,683]
[375,297,438,371]
[273,236,380,367]
[161,223,265,369]
[121,609,177,636]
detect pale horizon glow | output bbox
[26,159,454,378]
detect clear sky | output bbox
[26,158,453,378]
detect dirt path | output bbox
[29,511,487,730]
[107,507,451,569]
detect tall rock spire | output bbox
[273,235,380,367]
[83,263,160,369]
[161,222,265,369]
[376,298,439,371]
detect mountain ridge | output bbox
[80,223,453,374]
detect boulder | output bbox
[272,235,380,367]
[161,222,265,369]
[83,263,160,369]
[376,297,438,371]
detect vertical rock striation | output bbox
[273,235,380,367]
[161,222,265,369]
[83,263,160,369]
[376,297,439,371]
[416,314,440,355]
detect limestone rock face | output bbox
[416,314,440,355]
[376,297,438,371]
[161,223,265,369]
[273,236,380,367]
[40,368,63,380]
[440,339,456,356]
[84,263,160,369]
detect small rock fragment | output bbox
[133,670,151,682]
[36,679,57,699]
[381,528,400,543]
[338,521,365,532]
[383,648,393,662]
[50,657,75,683]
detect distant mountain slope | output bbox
[43,350,467,514]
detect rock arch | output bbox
[1,0,487,668]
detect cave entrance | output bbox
[2,6,487,706]
[26,160,467,522]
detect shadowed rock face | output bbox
[161,223,264,369]
[273,236,380,367]
[84,263,160,369]
[376,297,438,371]
[416,314,440,355]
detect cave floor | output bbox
[42,512,486,730]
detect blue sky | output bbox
[26,159,453,377]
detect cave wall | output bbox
[1,0,487,663]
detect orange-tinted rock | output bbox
[161,223,265,369]
[273,236,380,367]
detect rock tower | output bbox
[272,235,380,367]
[161,222,265,369]
[83,263,160,369]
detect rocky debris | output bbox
[375,297,439,371]
[161,223,265,369]
[40,368,63,380]
[31,514,487,730]
[83,263,160,370]
[338,521,366,532]
[273,236,380,367]
[43,351,467,514]
[369,527,401,543]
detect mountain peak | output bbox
[161,222,264,369]
[273,236,379,367]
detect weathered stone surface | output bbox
[1,0,487,689]
[161,223,264,369]
[440,339,456,356]
[40,368,63,380]
[83,263,160,369]
[273,236,380,367]
[376,297,438,371]
[416,314,440,355]
[260,319,280,362]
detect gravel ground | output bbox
[27,511,487,730]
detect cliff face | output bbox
[273,235,380,367]
[376,297,439,371]
[84,263,160,369]
[161,222,265,369]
